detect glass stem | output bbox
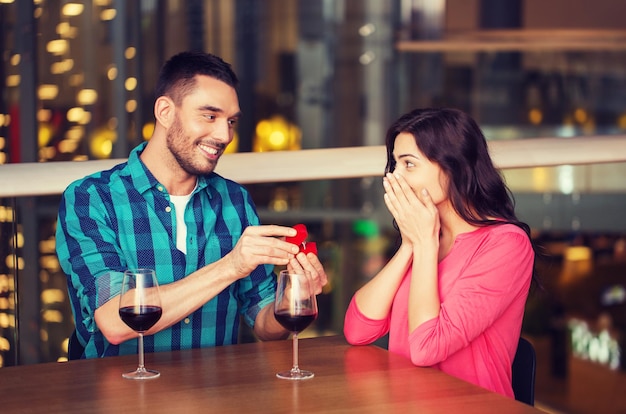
[292,332,299,372]
[138,333,145,370]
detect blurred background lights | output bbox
[124,77,137,91]
[225,132,239,154]
[46,39,69,55]
[557,165,575,194]
[358,23,376,37]
[38,147,56,160]
[269,130,286,149]
[67,107,86,123]
[69,73,84,87]
[142,122,155,140]
[528,108,543,125]
[531,167,550,192]
[61,3,84,17]
[569,318,621,370]
[58,139,79,154]
[5,254,24,271]
[359,51,376,65]
[0,314,11,330]
[38,85,59,100]
[65,126,85,141]
[77,89,98,106]
[100,8,116,21]
[41,289,65,305]
[269,187,289,212]
[89,127,117,159]
[67,106,91,125]
[6,75,20,87]
[51,59,74,75]
[0,206,15,222]
[38,123,54,147]
[56,22,77,38]
[574,108,588,124]
[107,65,118,80]
[253,115,301,152]
[39,239,56,254]
[42,310,63,323]
[125,47,136,59]
[618,112,626,129]
[125,100,137,113]
[107,117,118,130]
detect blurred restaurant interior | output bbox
[1,1,626,413]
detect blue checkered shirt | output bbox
[56,142,276,358]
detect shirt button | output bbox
[165,206,172,213]
[157,185,164,192]
[184,318,190,324]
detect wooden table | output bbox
[0,335,541,413]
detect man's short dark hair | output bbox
[155,51,239,105]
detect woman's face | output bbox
[391,132,449,206]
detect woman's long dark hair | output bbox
[384,107,531,238]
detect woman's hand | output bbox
[383,172,440,248]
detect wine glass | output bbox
[119,268,163,380]
[274,270,318,380]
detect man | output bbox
[56,51,327,358]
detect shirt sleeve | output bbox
[56,181,126,335]
[408,228,534,366]
[235,189,277,328]
[343,296,390,345]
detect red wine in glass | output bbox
[274,311,317,333]
[119,269,162,380]
[119,305,163,332]
[274,270,318,380]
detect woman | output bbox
[343,107,535,398]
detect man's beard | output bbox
[166,116,223,176]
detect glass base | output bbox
[276,368,314,380]
[122,367,160,380]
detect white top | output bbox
[170,190,194,254]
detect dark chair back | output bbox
[512,336,536,406]
[68,330,85,360]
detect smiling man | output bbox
[56,51,327,359]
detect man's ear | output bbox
[154,96,175,127]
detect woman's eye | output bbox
[228,119,238,127]
[405,161,415,168]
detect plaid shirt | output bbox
[56,142,275,358]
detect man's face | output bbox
[166,75,241,176]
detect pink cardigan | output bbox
[344,224,534,398]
